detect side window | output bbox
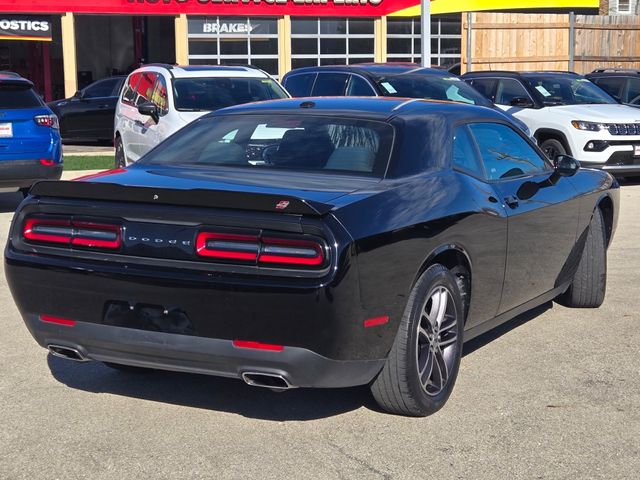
[452,125,484,178]
[134,72,158,107]
[592,77,626,102]
[284,74,316,97]
[151,75,169,115]
[346,75,376,96]
[625,78,640,104]
[111,78,125,97]
[469,123,550,181]
[312,73,349,96]
[122,73,141,105]
[84,78,120,99]
[495,79,531,106]
[467,78,497,102]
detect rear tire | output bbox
[557,208,607,308]
[370,264,464,417]
[114,136,126,168]
[539,138,567,159]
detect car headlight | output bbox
[571,120,605,131]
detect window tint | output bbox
[626,78,640,104]
[592,77,626,102]
[284,73,316,97]
[0,84,42,109]
[151,75,169,115]
[311,73,349,96]
[346,75,375,96]
[452,126,484,178]
[135,72,158,107]
[467,78,497,102]
[523,75,615,106]
[122,73,142,105]
[495,79,531,106]
[83,78,121,98]
[172,77,288,111]
[138,114,394,177]
[469,123,550,180]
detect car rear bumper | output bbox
[22,312,385,388]
[0,160,62,188]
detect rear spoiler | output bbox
[29,181,333,216]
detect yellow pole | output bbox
[60,12,77,98]
[375,17,387,63]
[175,14,189,65]
[278,15,292,78]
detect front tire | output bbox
[370,264,464,417]
[114,136,126,168]
[557,208,607,308]
[539,138,567,159]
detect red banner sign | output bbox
[0,0,420,16]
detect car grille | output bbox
[606,151,640,166]
[606,123,640,136]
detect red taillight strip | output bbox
[232,340,284,352]
[40,315,76,327]
[39,159,56,166]
[259,237,324,266]
[23,217,122,250]
[364,316,390,328]
[196,232,260,261]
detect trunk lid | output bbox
[0,107,52,155]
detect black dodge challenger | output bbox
[5,97,619,416]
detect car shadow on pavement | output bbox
[0,192,23,213]
[46,303,551,421]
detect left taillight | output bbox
[33,114,59,129]
[195,231,327,268]
[23,217,121,250]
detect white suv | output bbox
[463,71,640,177]
[114,64,288,166]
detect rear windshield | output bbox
[172,77,288,112]
[0,83,43,109]
[523,75,616,106]
[139,114,394,177]
[376,74,493,107]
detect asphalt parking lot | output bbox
[0,178,638,480]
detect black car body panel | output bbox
[5,97,619,389]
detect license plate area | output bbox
[0,123,13,138]
[103,301,194,335]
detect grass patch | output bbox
[63,155,115,171]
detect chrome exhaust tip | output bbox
[48,344,89,362]
[241,371,294,391]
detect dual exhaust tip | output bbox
[47,345,295,390]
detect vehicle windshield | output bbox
[375,74,493,107]
[0,84,43,109]
[172,77,288,112]
[523,75,617,106]
[139,114,394,177]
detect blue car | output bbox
[0,72,62,194]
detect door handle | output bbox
[504,195,519,209]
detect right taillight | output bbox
[195,231,326,268]
[23,217,122,250]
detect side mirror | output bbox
[138,101,159,123]
[510,96,534,108]
[554,155,580,177]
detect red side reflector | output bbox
[364,316,389,328]
[40,315,76,327]
[39,159,56,166]
[232,340,284,352]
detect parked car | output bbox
[462,71,640,177]
[48,76,125,144]
[114,64,289,167]
[0,72,62,194]
[6,97,618,416]
[281,63,532,135]
[585,68,640,106]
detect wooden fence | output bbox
[462,13,640,74]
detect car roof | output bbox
[586,68,640,77]
[284,64,450,80]
[137,64,271,79]
[213,96,504,123]
[0,71,33,86]
[462,71,581,79]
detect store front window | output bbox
[387,15,461,69]
[291,17,375,69]
[188,17,279,76]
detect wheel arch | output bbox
[596,194,615,248]
[534,128,573,156]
